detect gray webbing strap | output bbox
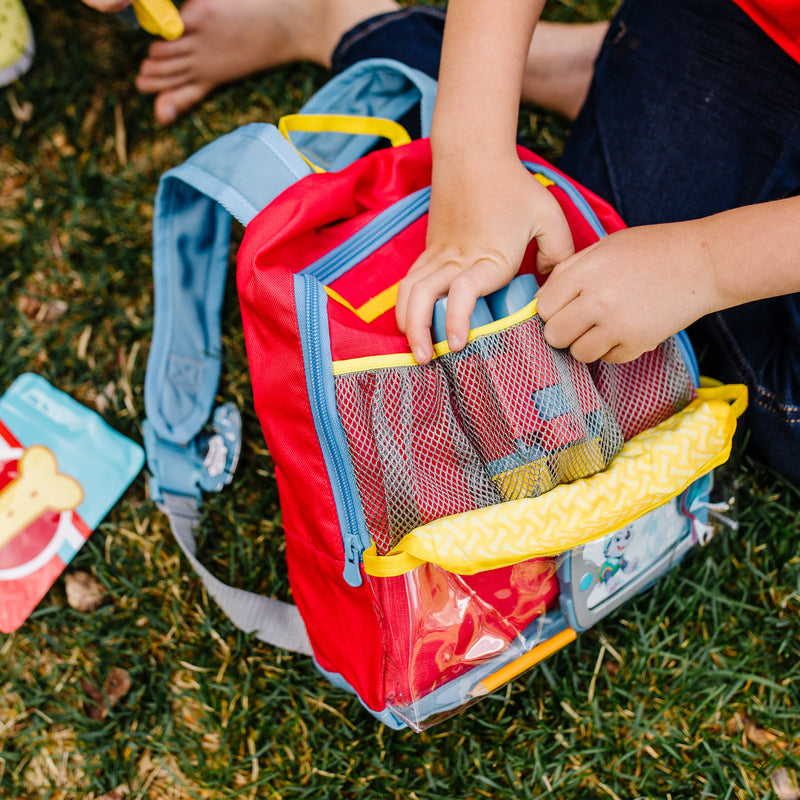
[159,491,312,656]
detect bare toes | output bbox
[154,82,212,124]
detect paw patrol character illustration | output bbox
[597,526,636,585]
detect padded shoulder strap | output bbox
[143,59,438,658]
[143,123,313,654]
[144,123,312,448]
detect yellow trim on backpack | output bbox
[325,283,400,324]
[362,383,748,577]
[331,298,539,375]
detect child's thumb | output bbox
[532,199,575,273]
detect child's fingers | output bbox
[83,0,131,12]
[397,252,512,363]
[564,324,617,364]
[397,256,457,365]
[443,262,500,350]
[539,293,594,351]
[530,191,577,272]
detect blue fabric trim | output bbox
[302,187,431,284]
[144,125,311,449]
[522,161,608,240]
[294,274,372,587]
[312,658,408,730]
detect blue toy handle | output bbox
[431,274,539,343]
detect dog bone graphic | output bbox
[0,446,84,550]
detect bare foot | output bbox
[523,21,608,120]
[135,0,399,124]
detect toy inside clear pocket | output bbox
[372,556,561,730]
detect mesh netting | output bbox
[335,315,695,556]
[589,338,695,440]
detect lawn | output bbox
[1,1,799,798]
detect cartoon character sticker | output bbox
[578,500,689,610]
[596,526,637,587]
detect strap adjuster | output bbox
[144,402,242,502]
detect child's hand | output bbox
[395,155,574,364]
[535,222,721,363]
[81,0,132,11]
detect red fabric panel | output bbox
[730,0,800,62]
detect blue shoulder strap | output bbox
[142,58,437,658]
[142,123,314,655]
[145,58,437,468]
[144,123,312,459]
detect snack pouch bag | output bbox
[0,373,144,632]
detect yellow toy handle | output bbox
[132,0,184,40]
[278,114,412,173]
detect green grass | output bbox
[2,1,799,798]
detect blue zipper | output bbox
[522,162,607,240]
[674,330,701,389]
[302,187,431,284]
[305,165,601,286]
[295,273,372,588]
[294,161,700,592]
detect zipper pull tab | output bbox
[343,535,363,588]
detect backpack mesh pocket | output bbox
[334,362,504,555]
[590,339,696,440]
[334,314,639,555]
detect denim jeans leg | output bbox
[328,8,445,139]
[560,0,800,483]
[331,7,445,79]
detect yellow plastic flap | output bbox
[362,383,747,577]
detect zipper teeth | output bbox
[306,188,431,284]
[305,279,370,564]
[522,162,607,240]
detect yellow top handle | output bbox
[278,114,413,173]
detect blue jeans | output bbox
[332,0,800,484]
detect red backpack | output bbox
[144,61,745,731]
